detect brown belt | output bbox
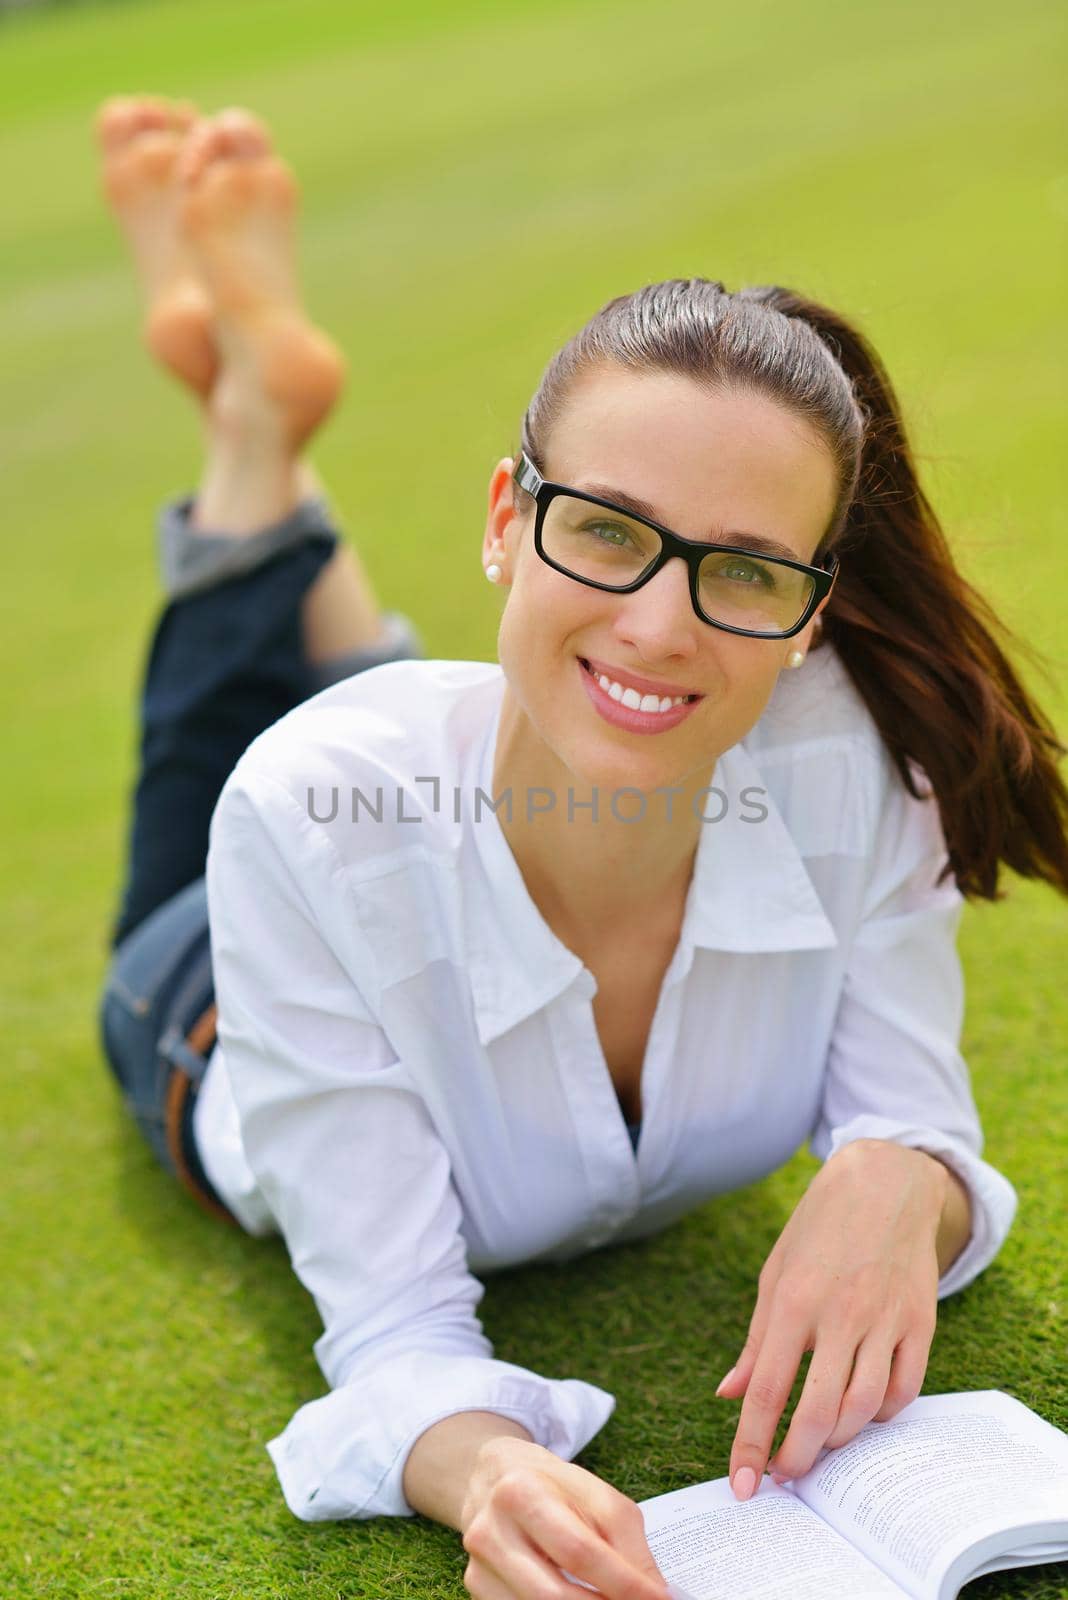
[162,1002,240,1227]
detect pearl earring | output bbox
[485,563,502,583]
[785,650,805,669]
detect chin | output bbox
[560,739,692,800]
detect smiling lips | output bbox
[581,654,702,704]
[578,656,703,734]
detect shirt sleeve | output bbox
[205,765,615,1522]
[808,760,1018,1299]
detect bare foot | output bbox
[97,94,218,397]
[100,99,383,653]
[177,109,346,452]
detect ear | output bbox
[481,457,521,581]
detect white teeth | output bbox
[588,661,691,712]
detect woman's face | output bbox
[483,365,840,798]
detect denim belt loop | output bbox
[158,1021,213,1084]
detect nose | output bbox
[612,554,702,662]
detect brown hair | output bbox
[516,278,1068,902]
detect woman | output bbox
[96,97,1068,1600]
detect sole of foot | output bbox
[176,108,346,452]
[97,94,218,397]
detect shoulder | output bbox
[741,642,898,860]
[741,644,960,919]
[210,658,505,869]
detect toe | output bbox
[212,108,273,159]
[96,96,140,151]
[175,109,274,188]
[96,94,183,152]
[179,154,296,234]
[174,121,217,186]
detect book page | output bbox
[636,1475,907,1598]
[792,1391,1068,1600]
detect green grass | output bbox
[1,0,1066,1594]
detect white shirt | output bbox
[197,647,1018,1524]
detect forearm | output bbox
[402,1410,535,1531]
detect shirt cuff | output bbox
[822,1115,1018,1299]
[265,1353,617,1522]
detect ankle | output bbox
[192,441,301,536]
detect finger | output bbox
[762,1333,859,1482]
[770,1324,888,1472]
[481,1490,669,1600]
[606,1498,675,1597]
[465,1546,560,1600]
[530,1496,670,1600]
[819,1334,896,1451]
[728,1326,809,1499]
[463,1551,527,1598]
[464,1515,583,1599]
[871,1326,933,1422]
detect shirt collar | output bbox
[462,679,837,1047]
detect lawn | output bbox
[1,0,1065,1594]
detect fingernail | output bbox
[715,1366,737,1397]
[771,1472,789,1486]
[732,1466,757,1501]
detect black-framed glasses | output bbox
[512,450,838,640]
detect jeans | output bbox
[98,498,424,1222]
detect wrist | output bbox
[909,1146,954,1207]
[927,1158,973,1274]
[403,1410,535,1532]
[833,1135,946,1184]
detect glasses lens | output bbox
[540,494,815,635]
[696,549,815,635]
[541,494,661,585]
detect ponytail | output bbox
[742,285,1068,901]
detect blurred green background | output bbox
[1,0,1065,1595]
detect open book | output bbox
[634,1392,1068,1600]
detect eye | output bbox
[715,555,777,588]
[582,519,637,548]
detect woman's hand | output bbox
[716,1138,951,1496]
[460,1435,672,1599]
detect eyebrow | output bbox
[578,480,803,563]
